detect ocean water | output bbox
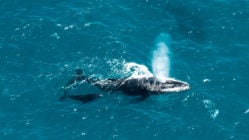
[1,0,249,139]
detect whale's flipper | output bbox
[61,93,103,104]
[68,94,103,103]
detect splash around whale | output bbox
[60,63,190,103]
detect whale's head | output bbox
[142,77,190,93]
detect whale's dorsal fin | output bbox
[65,69,86,88]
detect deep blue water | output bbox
[1,0,249,139]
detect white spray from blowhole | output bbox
[152,33,171,82]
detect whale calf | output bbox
[60,69,190,103]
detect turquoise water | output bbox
[1,0,249,139]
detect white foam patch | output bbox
[244,109,249,114]
[203,99,219,119]
[123,62,153,79]
[152,40,170,82]
[203,78,211,83]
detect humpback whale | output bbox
[60,69,190,103]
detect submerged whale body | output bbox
[61,69,190,103]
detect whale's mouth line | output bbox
[159,84,190,92]
[123,75,190,93]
